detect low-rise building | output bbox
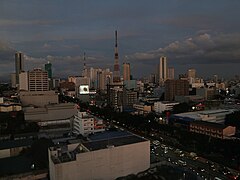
[24,103,77,128]
[48,131,150,180]
[73,112,105,136]
[171,109,236,125]
[154,101,179,114]
[190,121,236,139]
[133,103,152,115]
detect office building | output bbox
[15,52,24,86]
[107,85,124,111]
[165,79,189,101]
[11,73,16,88]
[188,68,196,79]
[159,56,167,85]
[19,72,28,91]
[28,68,49,91]
[123,63,130,81]
[45,61,52,79]
[167,67,174,80]
[97,69,112,91]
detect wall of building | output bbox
[49,141,150,180]
[0,104,22,112]
[24,103,77,124]
[223,126,236,137]
[154,101,179,113]
[0,149,10,159]
[20,91,58,107]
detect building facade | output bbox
[45,61,52,79]
[15,52,24,86]
[28,68,49,91]
[123,63,130,81]
[190,121,236,139]
[159,56,167,85]
[154,101,179,114]
[167,67,174,80]
[49,132,150,180]
[165,79,189,101]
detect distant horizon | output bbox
[1,1,240,81]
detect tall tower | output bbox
[15,52,24,85]
[113,30,121,83]
[82,52,87,77]
[123,63,130,81]
[159,56,167,85]
[45,61,52,79]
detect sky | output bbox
[0,0,240,81]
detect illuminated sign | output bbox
[79,85,89,94]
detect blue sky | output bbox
[0,0,240,80]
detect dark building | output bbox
[15,52,24,85]
[45,61,52,79]
[165,79,189,101]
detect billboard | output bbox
[79,85,89,94]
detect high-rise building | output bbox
[19,72,28,91]
[188,68,196,79]
[15,52,24,85]
[28,68,49,91]
[113,31,121,83]
[167,67,174,80]
[165,79,189,101]
[159,56,167,85]
[45,61,52,79]
[123,63,130,81]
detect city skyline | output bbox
[1,0,240,80]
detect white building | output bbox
[154,101,179,114]
[19,72,28,91]
[49,131,150,180]
[73,111,94,136]
[73,112,105,136]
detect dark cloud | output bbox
[0,41,15,79]
[128,33,240,65]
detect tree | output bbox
[30,138,54,169]
[172,103,189,114]
[225,111,240,127]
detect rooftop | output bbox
[50,130,148,164]
[173,109,236,120]
[0,139,33,150]
[84,130,146,151]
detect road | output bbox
[150,140,237,180]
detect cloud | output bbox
[0,19,62,27]
[127,32,240,65]
[24,54,107,78]
[0,41,16,79]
